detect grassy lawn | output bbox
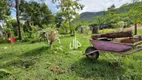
[0,31,142,80]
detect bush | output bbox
[0,38,7,43]
[99,29,116,34]
[59,23,69,34]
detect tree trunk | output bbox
[65,28,68,33]
[80,27,84,33]
[92,26,98,34]
[134,23,137,35]
[69,22,72,35]
[67,11,74,36]
[15,0,22,40]
[69,21,74,36]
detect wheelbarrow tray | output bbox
[90,40,133,53]
[85,40,142,66]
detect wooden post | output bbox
[134,23,137,35]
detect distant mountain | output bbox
[79,11,105,22]
[76,2,142,23]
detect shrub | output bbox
[0,38,7,43]
[99,29,116,34]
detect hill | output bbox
[79,11,105,22]
[77,2,142,23]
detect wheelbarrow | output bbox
[85,33,142,67]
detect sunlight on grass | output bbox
[99,29,117,34]
[0,33,142,80]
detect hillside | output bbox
[78,2,142,23]
[79,11,105,22]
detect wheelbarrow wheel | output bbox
[85,47,99,60]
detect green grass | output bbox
[0,32,142,80]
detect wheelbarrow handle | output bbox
[123,47,142,55]
[84,50,99,55]
[133,41,142,47]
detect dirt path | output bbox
[126,25,142,30]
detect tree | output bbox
[0,0,10,20]
[52,0,84,36]
[7,0,23,40]
[55,12,64,28]
[16,0,22,39]
[90,15,106,33]
[108,4,115,10]
[93,15,106,27]
[6,19,18,36]
[128,5,142,35]
[20,1,54,28]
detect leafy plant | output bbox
[52,0,84,35]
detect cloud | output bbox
[79,0,132,13]
[45,0,132,14]
[11,0,133,18]
[44,0,132,14]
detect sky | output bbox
[11,0,133,18]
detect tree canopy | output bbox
[0,0,10,20]
[20,1,55,28]
[52,0,84,35]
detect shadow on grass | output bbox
[3,58,39,69]
[1,46,49,69]
[70,58,126,79]
[20,46,49,57]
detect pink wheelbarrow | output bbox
[85,36,142,67]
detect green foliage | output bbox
[23,25,41,43]
[0,0,10,19]
[52,0,84,35]
[59,22,69,34]
[76,11,105,23]
[128,4,142,24]
[30,25,40,33]
[20,1,55,28]
[6,19,18,36]
[0,69,12,77]
[3,28,11,34]
[42,24,57,32]
[0,32,142,79]
[0,38,7,43]
[91,15,106,26]
[112,21,125,28]
[99,29,116,34]
[79,2,142,30]
[55,12,64,28]
[29,25,40,42]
